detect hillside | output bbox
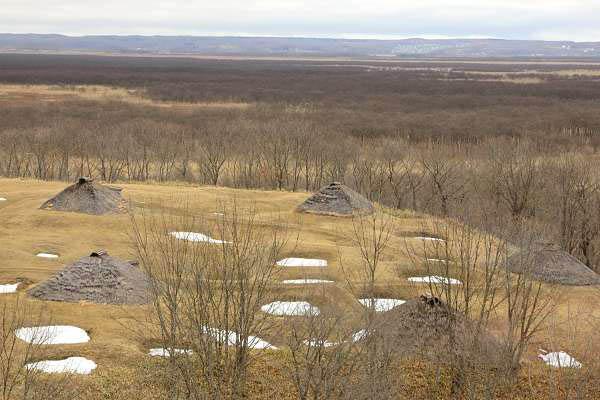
[2,34,600,58]
[1,178,600,398]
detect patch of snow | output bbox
[169,232,231,244]
[408,276,462,285]
[427,258,449,263]
[211,212,225,216]
[0,198,6,201]
[276,258,327,267]
[36,253,59,258]
[261,301,320,316]
[15,325,90,345]
[415,237,445,242]
[351,329,368,342]
[26,357,96,375]
[204,327,276,350]
[538,351,582,368]
[283,279,334,284]
[358,298,406,312]
[303,339,338,347]
[0,283,19,293]
[149,348,193,357]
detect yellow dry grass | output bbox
[0,83,250,109]
[1,177,599,395]
[0,178,426,361]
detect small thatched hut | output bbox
[297,182,375,217]
[505,243,600,286]
[40,177,125,216]
[28,251,149,305]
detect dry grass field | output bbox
[0,83,250,109]
[2,54,600,398]
[1,177,600,399]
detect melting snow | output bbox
[415,237,445,242]
[283,279,334,284]
[358,298,406,312]
[538,351,582,368]
[261,301,320,316]
[408,276,462,285]
[26,357,96,375]
[204,327,276,349]
[15,326,90,345]
[276,258,327,267]
[149,348,193,357]
[427,258,449,263]
[36,253,59,259]
[0,198,6,201]
[352,329,368,342]
[303,339,338,347]
[169,232,231,244]
[0,283,19,293]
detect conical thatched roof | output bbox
[40,177,125,216]
[28,251,149,305]
[297,182,375,217]
[505,243,600,286]
[376,295,502,363]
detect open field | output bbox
[2,54,600,398]
[1,178,600,399]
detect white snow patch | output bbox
[408,276,462,285]
[204,327,276,350]
[149,348,193,357]
[169,232,231,244]
[427,258,449,263]
[358,298,406,312]
[538,351,582,368]
[261,301,320,316]
[15,326,90,345]
[415,237,445,242]
[36,253,59,259]
[303,339,338,347]
[0,198,6,201]
[351,329,368,342]
[283,279,334,284]
[276,258,327,267]
[26,357,96,375]
[211,212,225,216]
[0,283,19,294]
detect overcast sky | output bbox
[3,0,600,42]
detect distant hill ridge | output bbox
[1,34,600,58]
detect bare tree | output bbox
[341,211,397,400]
[0,296,75,400]
[285,300,360,400]
[130,199,287,399]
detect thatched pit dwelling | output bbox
[297,182,375,217]
[40,177,126,216]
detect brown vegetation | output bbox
[2,53,600,399]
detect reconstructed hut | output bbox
[28,251,149,305]
[297,182,375,217]
[505,243,600,286]
[40,177,125,216]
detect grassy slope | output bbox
[1,178,599,398]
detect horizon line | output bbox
[3,32,600,43]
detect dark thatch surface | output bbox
[28,251,149,305]
[375,295,503,365]
[297,182,375,217]
[40,177,126,216]
[505,243,600,286]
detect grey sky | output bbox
[3,0,600,41]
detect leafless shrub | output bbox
[0,296,76,400]
[130,199,287,399]
[284,299,361,400]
